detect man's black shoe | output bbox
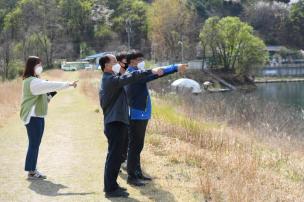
[105,189,129,198]
[138,174,152,181]
[127,177,145,186]
[103,185,127,192]
[118,185,127,191]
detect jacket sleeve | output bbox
[125,64,179,84]
[126,67,159,83]
[163,64,178,75]
[138,73,159,83]
[141,64,179,82]
[30,78,70,95]
[111,70,154,88]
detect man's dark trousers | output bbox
[104,121,128,192]
[121,132,128,163]
[127,119,149,178]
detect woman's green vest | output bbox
[20,77,48,122]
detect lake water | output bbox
[254,82,304,109]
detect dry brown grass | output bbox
[0,69,64,127]
[43,69,64,79]
[148,98,304,201]
[78,70,101,103]
[0,79,22,127]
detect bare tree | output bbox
[147,0,198,62]
[0,31,13,80]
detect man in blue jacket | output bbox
[125,51,187,186]
[99,54,164,198]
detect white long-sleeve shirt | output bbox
[24,78,71,125]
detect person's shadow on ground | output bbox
[119,171,177,202]
[28,179,95,197]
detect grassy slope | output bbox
[148,98,304,201]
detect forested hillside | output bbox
[0,0,303,79]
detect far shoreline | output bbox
[255,77,304,83]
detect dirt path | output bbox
[0,72,202,202]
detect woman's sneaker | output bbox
[27,170,47,180]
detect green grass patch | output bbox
[152,97,220,133]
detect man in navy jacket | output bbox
[125,51,187,186]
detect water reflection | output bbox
[254,82,304,108]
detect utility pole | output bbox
[151,42,157,62]
[178,36,184,63]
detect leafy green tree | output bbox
[199,17,221,68]
[110,0,148,50]
[59,0,94,35]
[200,16,268,75]
[106,0,121,10]
[7,59,23,79]
[186,0,209,18]
[0,0,19,32]
[288,0,304,49]
[0,31,13,80]
[3,0,63,66]
[59,0,95,55]
[80,42,96,58]
[91,2,116,50]
[187,0,245,18]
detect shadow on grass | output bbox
[106,196,141,202]
[119,171,177,202]
[28,180,95,197]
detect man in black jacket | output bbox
[99,54,163,198]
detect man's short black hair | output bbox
[127,50,144,64]
[116,52,127,62]
[99,55,111,72]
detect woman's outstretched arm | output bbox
[30,78,78,95]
